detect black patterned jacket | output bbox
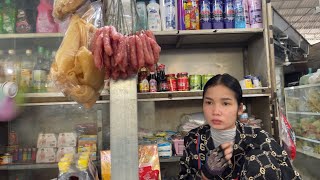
[179,123,302,180]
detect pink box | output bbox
[172,139,185,156]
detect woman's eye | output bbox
[223,102,230,106]
[205,101,212,105]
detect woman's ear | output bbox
[238,103,244,116]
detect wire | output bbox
[283,7,314,32]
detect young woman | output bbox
[179,74,301,180]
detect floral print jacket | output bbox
[179,123,302,180]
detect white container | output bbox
[160,0,177,31]
[147,0,162,31]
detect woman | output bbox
[179,74,301,180]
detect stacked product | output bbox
[36,133,57,163]
[56,132,77,162]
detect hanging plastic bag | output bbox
[50,5,105,109]
[53,0,89,21]
[280,111,297,160]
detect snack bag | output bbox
[53,0,89,21]
[280,112,296,160]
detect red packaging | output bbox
[177,72,189,91]
[167,74,177,91]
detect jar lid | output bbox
[178,72,188,75]
[166,74,175,77]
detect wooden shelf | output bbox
[0,33,63,39]
[22,87,271,105]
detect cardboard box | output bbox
[78,135,97,161]
[57,133,77,147]
[37,133,57,148]
[36,148,57,163]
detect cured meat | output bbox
[103,26,113,56]
[135,35,145,69]
[115,36,126,68]
[148,37,161,64]
[93,32,104,70]
[128,36,138,70]
[139,33,152,65]
[145,30,156,41]
[144,34,154,65]
[110,26,121,41]
[90,28,102,52]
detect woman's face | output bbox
[203,85,243,130]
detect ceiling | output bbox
[271,0,320,45]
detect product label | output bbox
[20,69,32,90]
[3,8,15,33]
[147,7,161,31]
[200,1,211,22]
[165,0,176,29]
[177,77,189,91]
[149,79,157,92]
[249,0,262,25]
[212,1,223,22]
[167,78,177,91]
[33,70,47,90]
[139,79,149,92]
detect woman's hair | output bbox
[203,74,243,105]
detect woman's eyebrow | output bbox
[204,97,213,101]
[221,98,232,101]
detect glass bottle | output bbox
[32,46,47,92]
[4,49,20,84]
[20,49,34,92]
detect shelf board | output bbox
[0,33,64,39]
[296,136,320,144]
[284,83,320,90]
[296,148,320,160]
[287,111,320,116]
[0,157,180,170]
[23,87,271,105]
[154,28,264,47]
[159,156,181,163]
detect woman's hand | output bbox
[201,142,234,179]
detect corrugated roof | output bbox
[271,0,320,44]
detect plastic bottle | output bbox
[136,1,148,31]
[234,0,246,28]
[224,0,235,29]
[160,0,177,31]
[0,50,5,82]
[20,49,34,92]
[243,0,250,28]
[189,0,200,30]
[200,0,212,29]
[147,0,162,31]
[248,0,262,28]
[16,8,32,33]
[36,0,58,33]
[177,0,186,30]
[32,46,47,92]
[149,72,157,92]
[299,68,313,85]
[0,3,3,34]
[4,50,20,84]
[212,0,224,29]
[2,0,16,34]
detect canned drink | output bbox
[202,74,214,89]
[189,75,202,90]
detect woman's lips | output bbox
[211,120,222,125]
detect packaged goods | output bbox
[172,139,184,156]
[243,0,251,28]
[37,133,57,148]
[57,133,77,147]
[160,0,177,30]
[147,0,161,31]
[200,0,212,29]
[166,74,177,91]
[136,1,148,31]
[224,0,235,29]
[78,135,97,160]
[189,74,202,90]
[2,0,16,34]
[56,147,76,162]
[248,0,262,28]
[177,72,189,91]
[36,147,57,163]
[37,0,58,33]
[202,74,214,89]
[149,72,157,92]
[16,8,32,33]
[157,141,172,157]
[53,0,87,21]
[234,0,246,28]
[177,0,186,30]
[212,0,224,29]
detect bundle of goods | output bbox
[58,153,99,180]
[50,0,161,108]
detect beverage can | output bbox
[202,74,214,89]
[189,75,202,90]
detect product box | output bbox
[37,133,57,148]
[56,147,76,162]
[57,133,77,147]
[36,148,57,163]
[78,135,97,160]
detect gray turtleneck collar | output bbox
[210,126,236,148]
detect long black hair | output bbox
[203,74,242,105]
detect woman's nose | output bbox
[212,104,221,115]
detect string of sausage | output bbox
[91,27,161,80]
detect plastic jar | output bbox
[166,74,177,91]
[177,72,189,91]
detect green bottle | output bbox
[2,0,16,33]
